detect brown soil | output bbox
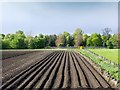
[1,50,116,90]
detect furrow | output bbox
[79,54,111,88]
[1,50,112,89]
[34,51,62,89]
[17,51,60,89]
[52,51,66,88]
[69,51,80,88]
[74,52,101,88]
[1,51,55,90]
[43,51,64,89]
[24,51,61,89]
[62,51,71,88]
[72,52,89,88]
[2,51,51,84]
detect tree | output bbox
[106,40,113,49]
[69,35,74,46]
[2,39,10,49]
[113,34,120,48]
[63,32,71,46]
[24,36,35,49]
[44,35,57,47]
[37,38,45,48]
[33,34,46,49]
[83,34,89,46]
[55,34,65,47]
[73,28,84,47]
[87,36,93,46]
[49,35,57,46]
[86,33,102,47]
[102,28,112,47]
[1,29,117,49]
[117,34,120,48]
[0,34,5,39]
[38,33,44,38]
[105,34,120,49]
[2,34,14,49]
[10,30,26,49]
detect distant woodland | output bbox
[0,28,120,49]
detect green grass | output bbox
[77,49,119,81]
[89,49,118,64]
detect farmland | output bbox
[78,49,119,83]
[1,50,114,89]
[89,49,118,64]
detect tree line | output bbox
[0,28,120,49]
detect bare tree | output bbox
[103,28,112,38]
[102,28,112,47]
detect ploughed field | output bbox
[1,50,113,89]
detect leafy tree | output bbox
[106,40,113,49]
[33,34,46,49]
[49,35,57,46]
[105,34,120,49]
[1,29,118,49]
[73,28,83,47]
[0,34,5,39]
[113,34,120,48]
[38,33,44,38]
[69,35,74,46]
[45,35,57,47]
[55,34,65,47]
[86,33,102,47]
[24,36,35,49]
[83,34,89,46]
[37,38,46,48]
[63,32,71,46]
[10,30,26,49]
[87,36,93,46]
[117,34,120,48]
[1,34,13,49]
[2,39,10,49]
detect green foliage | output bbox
[2,39,10,49]
[55,31,74,47]
[10,31,26,49]
[106,41,113,49]
[102,28,112,47]
[89,49,118,64]
[0,34,5,39]
[83,34,89,46]
[55,34,65,47]
[24,36,34,49]
[73,28,83,47]
[79,49,119,81]
[1,28,119,49]
[44,35,57,47]
[87,33,102,47]
[33,36,46,49]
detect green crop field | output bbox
[89,49,118,64]
[78,49,119,81]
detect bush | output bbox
[107,42,113,49]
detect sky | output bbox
[0,1,118,36]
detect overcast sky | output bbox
[1,2,118,36]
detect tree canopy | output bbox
[1,28,119,49]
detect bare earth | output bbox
[1,50,115,90]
